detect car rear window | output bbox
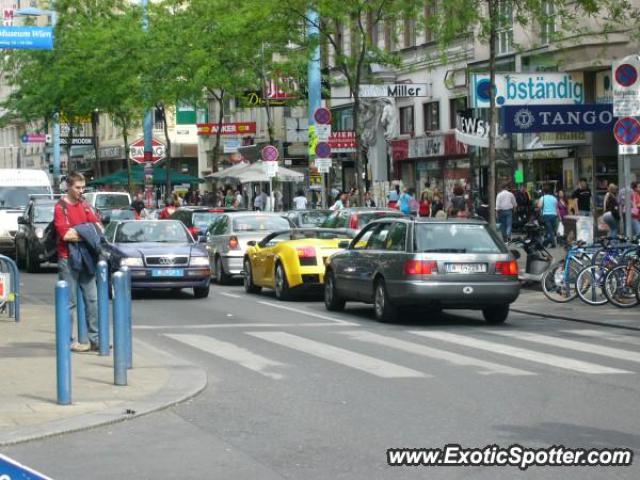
[232,215,291,232]
[414,224,505,254]
[299,211,330,226]
[193,212,222,229]
[357,211,404,228]
[95,195,130,208]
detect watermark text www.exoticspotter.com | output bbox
[387,444,633,470]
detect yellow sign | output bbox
[308,125,318,156]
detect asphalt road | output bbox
[5,271,640,479]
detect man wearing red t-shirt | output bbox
[54,172,102,352]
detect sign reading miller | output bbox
[359,84,429,98]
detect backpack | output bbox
[41,199,94,261]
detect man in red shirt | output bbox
[54,172,102,352]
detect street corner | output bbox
[0,303,207,446]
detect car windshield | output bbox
[232,215,290,232]
[95,195,130,208]
[357,211,404,228]
[115,221,190,243]
[33,204,55,223]
[193,212,222,229]
[291,230,354,240]
[0,187,51,209]
[415,224,505,254]
[299,211,330,226]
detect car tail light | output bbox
[228,236,239,250]
[188,226,199,237]
[349,214,359,230]
[404,260,437,275]
[296,246,316,258]
[495,260,518,276]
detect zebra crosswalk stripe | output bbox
[165,333,287,380]
[561,329,640,347]
[341,330,535,376]
[247,331,427,378]
[490,330,640,364]
[409,331,632,375]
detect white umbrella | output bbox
[236,161,304,183]
[205,162,250,181]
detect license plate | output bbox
[445,263,487,274]
[151,268,184,277]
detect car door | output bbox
[333,223,378,298]
[352,222,394,301]
[375,221,410,300]
[206,217,223,265]
[258,231,291,287]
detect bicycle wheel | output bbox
[604,264,640,308]
[576,265,609,305]
[542,260,581,303]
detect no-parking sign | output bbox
[613,55,640,116]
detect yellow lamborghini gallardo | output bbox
[243,228,354,300]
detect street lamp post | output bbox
[15,5,59,190]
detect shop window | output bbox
[449,97,467,129]
[423,101,439,133]
[400,106,414,135]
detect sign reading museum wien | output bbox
[358,84,429,98]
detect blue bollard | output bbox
[119,266,133,369]
[112,272,127,386]
[97,261,110,356]
[76,284,88,344]
[55,280,72,405]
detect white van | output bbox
[83,192,131,212]
[0,169,53,255]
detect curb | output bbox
[512,308,640,332]
[0,338,207,446]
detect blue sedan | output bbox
[102,220,211,298]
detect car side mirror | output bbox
[17,216,28,225]
[338,240,350,249]
[247,240,257,247]
[509,249,521,260]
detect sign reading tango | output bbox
[0,26,53,50]
[501,104,614,133]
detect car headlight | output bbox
[120,257,143,267]
[35,227,45,239]
[190,256,210,266]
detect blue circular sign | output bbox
[21,134,28,143]
[614,117,640,145]
[615,64,638,88]
[476,79,492,102]
[315,142,331,158]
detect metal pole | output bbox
[119,266,132,369]
[112,272,127,386]
[141,0,153,200]
[96,261,110,356]
[51,3,60,192]
[76,284,88,344]
[55,280,71,405]
[307,8,323,207]
[623,154,632,237]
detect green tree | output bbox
[428,0,640,227]
[282,0,422,204]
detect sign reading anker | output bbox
[501,104,614,133]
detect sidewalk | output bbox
[513,288,640,331]
[0,302,207,446]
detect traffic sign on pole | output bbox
[613,56,640,117]
[261,145,279,162]
[315,142,331,158]
[314,107,332,125]
[613,117,640,145]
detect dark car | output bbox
[320,207,406,235]
[171,207,240,241]
[283,209,332,228]
[324,218,520,324]
[14,197,57,272]
[102,220,211,298]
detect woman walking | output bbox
[537,185,559,248]
[602,183,620,237]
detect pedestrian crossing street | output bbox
[164,328,640,380]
